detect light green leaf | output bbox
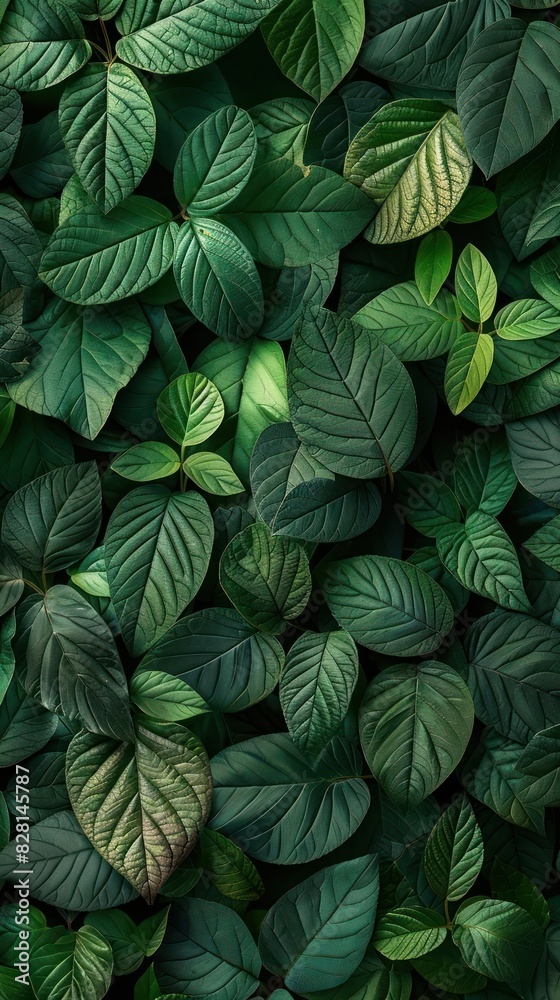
[455,244,497,323]
[322,555,454,657]
[0,0,91,92]
[280,629,358,761]
[288,307,417,479]
[30,926,113,1000]
[457,18,560,177]
[183,452,244,496]
[112,442,180,482]
[259,856,379,993]
[174,105,256,213]
[436,512,530,612]
[359,660,474,809]
[155,898,261,1000]
[130,669,210,722]
[0,810,138,910]
[415,231,453,306]
[444,330,494,415]
[7,297,152,439]
[452,897,543,989]
[105,486,213,656]
[39,195,176,305]
[2,461,101,572]
[222,158,374,267]
[59,62,156,213]
[261,0,365,103]
[115,0,286,74]
[66,717,212,902]
[372,908,447,961]
[157,373,224,448]
[173,218,264,341]
[199,828,264,901]
[344,99,472,244]
[0,192,42,291]
[465,610,560,744]
[69,546,110,598]
[0,85,22,180]
[352,281,461,362]
[494,298,560,341]
[15,584,133,741]
[138,607,284,713]
[219,521,311,634]
[209,733,369,864]
[454,429,517,517]
[424,795,484,901]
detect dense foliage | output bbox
[1,0,560,998]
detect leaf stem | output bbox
[98,16,113,62]
[179,444,187,492]
[23,579,45,597]
[89,40,110,60]
[444,898,452,926]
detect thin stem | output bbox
[23,579,45,597]
[98,16,113,61]
[179,444,187,493]
[89,40,110,60]
[444,899,452,926]
[41,569,48,593]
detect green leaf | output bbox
[0,85,22,180]
[436,511,530,612]
[411,937,488,995]
[395,471,463,539]
[209,733,370,863]
[138,607,284,713]
[0,611,16,704]
[0,193,42,291]
[183,452,244,496]
[173,218,264,341]
[372,907,447,961]
[59,62,156,213]
[62,0,124,18]
[526,182,560,245]
[491,858,550,930]
[105,486,213,656]
[359,0,509,92]
[4,750,69,822]
[452,897,543,989]
[447,186,497,224]
[84,911,144,977]
[352,281,462,362]
[280,629,358,761]
[455,244,497,323]
[30,926,113,1000]
[359,660,474,809]
[69,546,110,598]
[15,584,133,741]
[262,0,365,103]
[0,674,57,768]
[322,555,454,657]
[155,898,261,1000]
[157,373,224,448]
[66,717,212,902]
[463,727,556,834]
[424,794,484,901]
[0,0,91,91]
[112,441,181,482]
[454,429,516,517]
[494,298,560,341]
[497,132,560,261]
[0,810,138,910]
[199,828,264,901]
[219,521,311,634]
[531,243,560,310]
[444,330,494,415]
[115,0,286,74]
[174,106,256,213]
[288,307,417,479]
[506,409,560,507]
[130,669,210,722]
[457,18,560,177]
[518,724,560,778]
[7,298,152,439]
[524,514,560,573]
[270,476,381,544]
[222,159,374,267]
[298,945,412,1000]
[39,195,176,305]
[2,462,101,571]
[344,99,472,244]
[0,549,23,616]
[415,231,453,306]
[465,609,560,744]
[259,856,379,993]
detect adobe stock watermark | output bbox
[11,764,33,987]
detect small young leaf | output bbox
[372,907,447,961]
[157,373,224,448]
[415,230,453,305]
[455,244,498,323]
[183,452,244,496]
[424,795,484,901]
[111,442,181,482]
